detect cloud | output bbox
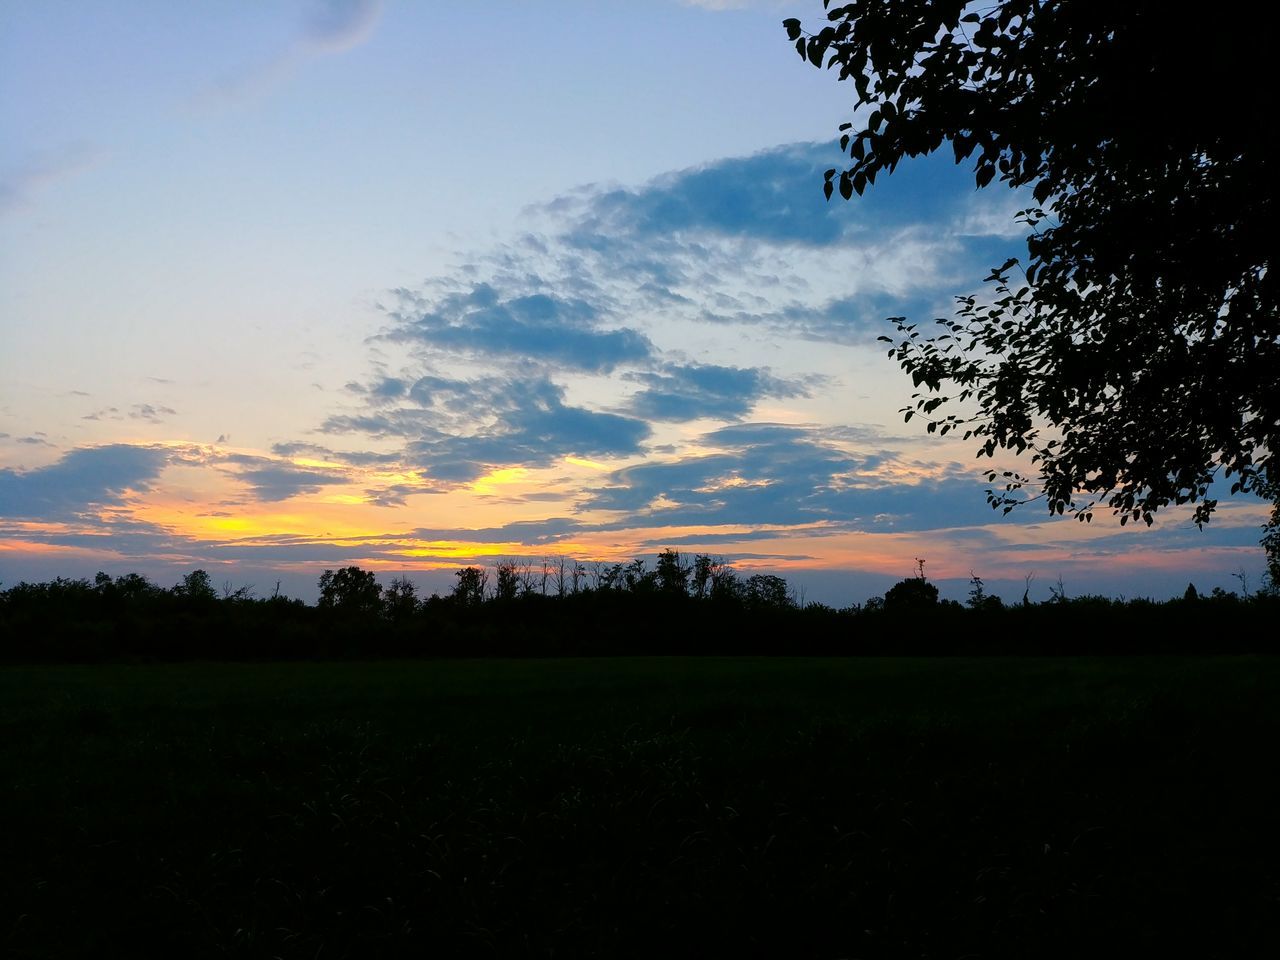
[332,142,1008,491]
[82,402,178,424]
[636,529,795,547]
[0,444,169,520]
[548,142,991,251]
[680,0,758,9]
[412,518,585,546]
[373,144,1009,386]
[626,363,809,422]
[322,373,650,484]
[303,0,383,51]
[129,404,177,423]
[385,284,653,373]
[269,441,400,467]
[364,481,439,507]
[306,142,1029,532]
[194,0,383,108]
[0,433,54,448]
[221,454,349,502]
[575,421,1038,534]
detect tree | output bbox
[1261,474,1280,594]
[784,3,1277,557]
[691,554,714,600]
[451,566,489,607]
[745,573,793,610]
[318,566,382,616]
[883,576,938,613]
[655,548,691,597]
[966,571,1003,612]
[382,575,419,621]
[493,561,522,602]
[173,569,217,603]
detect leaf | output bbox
[807,37,824,67]
[783,18,802,41]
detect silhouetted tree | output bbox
[493,561,522,602]
[549,556,578,598]
[785,3,1278,547]
[746,574,793,610]
[655,549,691,597]
[967,572,1004,613]
[883,576,938,613]
[709,562,742,603]
[691,554,714,600]
[623,558,654,593]
[318,566,382,616]
[1261,474,1280,594]
[452,566,488,608]
[173,569,217,602]
[382,576,419,621]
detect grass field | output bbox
[4,656,1278,957]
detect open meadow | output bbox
[4,656,1279,957]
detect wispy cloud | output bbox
[302,0,383,52]
[130,404,178,423]
[0,143,107,217]
[195,0,383,108]
[82,402,178,424]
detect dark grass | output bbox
[4,656,1279,957]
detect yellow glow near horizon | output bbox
[470,467,528,493]
[564,456,608,470]
[8,434,1260,598]
[288,457,351,471]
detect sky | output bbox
[0,0,1270,605]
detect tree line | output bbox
[1,550,1275,662]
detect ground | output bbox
[4,656,1278,957]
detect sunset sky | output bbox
[1,0,1270,604]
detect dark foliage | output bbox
[784,2,1277,548]
[318,566,383,617]
[883,572,938,612]
[1,560,1276,662]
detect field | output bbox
[4,656,1278,957]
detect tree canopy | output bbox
[784,2,1277,548]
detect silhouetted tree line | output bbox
[1,550,1275,662]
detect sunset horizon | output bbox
[3,2,1271,605]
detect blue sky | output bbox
[0,1,1270,604]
